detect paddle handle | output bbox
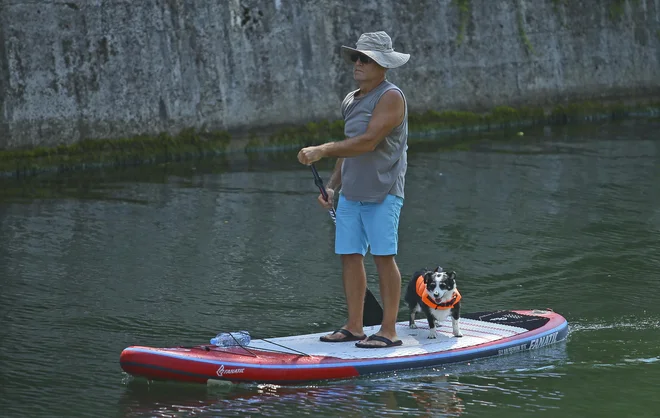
[310,164,337,224]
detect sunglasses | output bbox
[350,53,373,64]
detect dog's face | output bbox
[423,269,457,304]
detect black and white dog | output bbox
[404,266,462,339]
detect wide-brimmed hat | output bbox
[341,31,410,69]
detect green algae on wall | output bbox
[252,100,660,147]
[452,0,472,46]
[1,100,659,179]
[516,0,535,55]
[0,129,231,178]
[452,0,537,56]
[609,0,642,21]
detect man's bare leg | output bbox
[361,255,401,346]
[321,253,366,341]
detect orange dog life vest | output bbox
[415,275,461,310]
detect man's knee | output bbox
[372,254,397,269]
[341,253,364,262]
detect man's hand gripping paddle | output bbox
[310,164,384,327]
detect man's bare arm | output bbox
[319,90,404,158]
[326,158,343,191]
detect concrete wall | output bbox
[1,0,659,150]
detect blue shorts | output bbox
[335,193,404,256]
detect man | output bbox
[297,31,410,348]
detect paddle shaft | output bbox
[310,164,337,224]
[309,163,384,327]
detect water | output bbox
[1,118,659,417]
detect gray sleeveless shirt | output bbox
[340,80,408,203]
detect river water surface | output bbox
[1,118,659,417]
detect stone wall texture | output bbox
[1,0,659,150]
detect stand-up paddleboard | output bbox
[120,309,568,385]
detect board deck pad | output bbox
[250,313,532,360]
[462,310,551,330]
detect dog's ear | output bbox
[433,266,443,273]
[445,272,456,289]
[413,268,427,280]
[423,271,434,283]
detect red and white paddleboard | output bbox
[119,309,568,385]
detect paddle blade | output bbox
[363,288,384,327]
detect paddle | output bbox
[309,163,384,327]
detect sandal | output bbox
[355,334,403,348]
[319,328,367,343]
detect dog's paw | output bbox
[409,323,418,329]
[427,331,437,339]
[453,332,463,338]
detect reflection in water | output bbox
[117,374,466,418]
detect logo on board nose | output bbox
[216,364,245,377]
